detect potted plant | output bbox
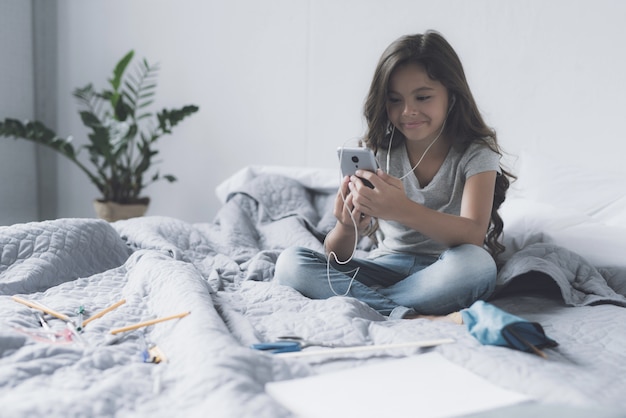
[0,50,199,221]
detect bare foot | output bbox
[405,311,463,325]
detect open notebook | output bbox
[266,352,531,418]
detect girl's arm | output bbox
[324,176,373,260]
[350,169,496,247]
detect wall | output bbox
[0,0,38,225]
[2,0,626,224]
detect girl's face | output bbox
[386,62,450,145]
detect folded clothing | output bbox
[462,300,558,354]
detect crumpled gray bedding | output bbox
[1,173,626,417]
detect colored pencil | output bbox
[12,295,70,322]
[506,327,548,359]
[82,299,126,327]
[109,311,191,335]
[275,338,455,358]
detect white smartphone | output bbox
[337,147,379,188]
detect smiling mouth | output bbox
[403,121,425,129]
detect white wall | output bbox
[0,0,38,225]
[4,0,626,224]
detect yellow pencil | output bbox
[82,299,126,328]
[11,295,71,322]
[109,311,191,335]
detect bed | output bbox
[1,153,625,417]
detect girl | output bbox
[274,30,514,319]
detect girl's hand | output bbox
[333,176,373,234]
[349,169,409,220]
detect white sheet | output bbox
[266,352,532,418]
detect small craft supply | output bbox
[109,311,191,335]
[12,296,70,322]
[66,321,86,345]
[36,313,51,331]
[11,325,72,344]
[75,306,85,331]
[461,300,558,359]
[252,341,302,354]
[277,336,344,348]
[253,338,455,358]
[82,299,126,328]
[252,336,355,353]
[35,313,56,342]
[142,345,168,364]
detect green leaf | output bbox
[127,73,139,87]
[123,81,137,97]
[109,50,134,92]
[114,97,130,121]
[100,90,114,101]
[138,100,154,109]
[88,126,112,155]
[135,150,151,175]
[127,123,138,139]
[0,119,77,159]
[140,84,157,93]
[137,112,152,120]
[112,142,128,160]
[79,111,102,128]
[72,83,95,102]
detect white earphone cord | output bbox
[387,116,448,180]
[327,116,448,296]
[325,145,363,296]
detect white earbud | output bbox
[448,95,456,114]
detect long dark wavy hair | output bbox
[362,30,515,259]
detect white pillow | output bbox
[500,196,590,256]
[501,153,626,269]
[547,223,626,268]
[514,151,626,220]
[501,196,626,268]
[591,195,626,229]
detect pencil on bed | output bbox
[275,338,456,358]
[82,299,126,328]
[505,327,548,359]
[11,295,71,322]
[109,311,191,335]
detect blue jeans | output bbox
[273,244,496,319]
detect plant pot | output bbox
[93,198,150,222]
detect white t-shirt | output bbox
[371,140,501,258]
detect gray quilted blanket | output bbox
[1,173,625,417]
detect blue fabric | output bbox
[461,300,558,353]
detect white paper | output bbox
[266,352,531,418]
